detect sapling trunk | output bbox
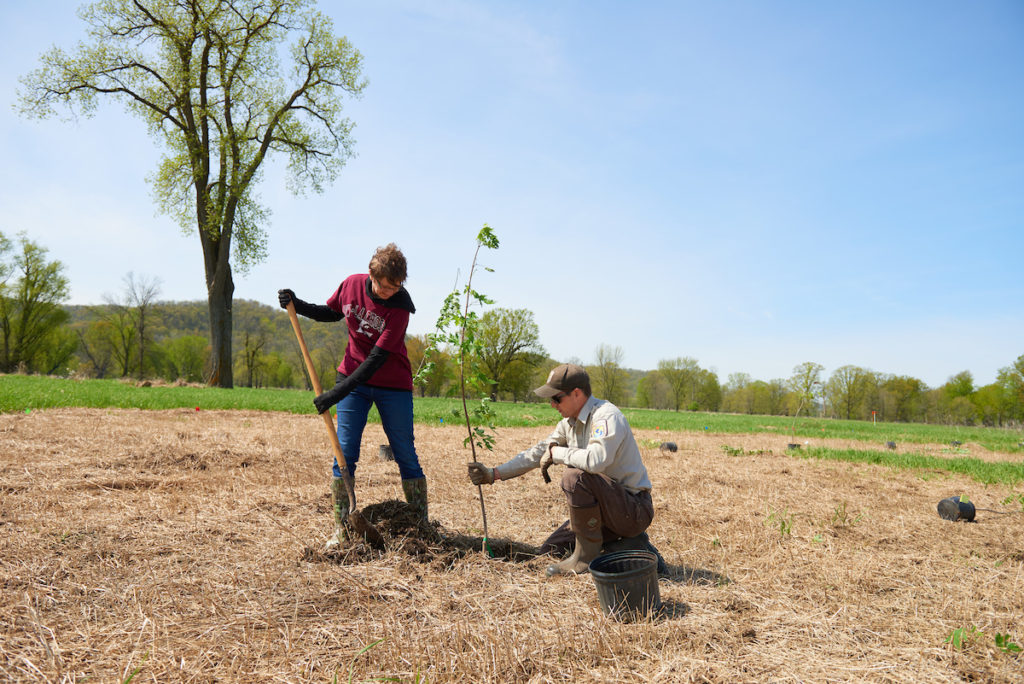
[790,395,806,440]
[459,240,491,553]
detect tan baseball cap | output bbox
[534,363,589,398]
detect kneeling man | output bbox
[468,363,665,577]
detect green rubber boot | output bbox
[545,505,603,577]
[401,477,428,523]
[325,477,350,550]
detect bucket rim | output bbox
[589,550,658,579]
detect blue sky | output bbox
[2,1,1022,388]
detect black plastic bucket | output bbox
[589,550,661,621]
[937,496,976,522]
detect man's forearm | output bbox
[497,430,562,479]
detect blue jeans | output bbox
[334,383,423,481]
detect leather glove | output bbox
[313,382,346,414]
[467,462,495,486]
[278,288,296,309]
[540,443,556,483]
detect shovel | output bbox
[286,302,384,547]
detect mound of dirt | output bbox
[363,499,442,542]
[302,499,544,570]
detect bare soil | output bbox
[1,408,1022,682]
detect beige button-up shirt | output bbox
[496,395,652,494]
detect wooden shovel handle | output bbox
[286,301,357,510]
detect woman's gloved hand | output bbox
[278,288,296,309]
[313,381,347,414]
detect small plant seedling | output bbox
[764,506,793,538]
[945,625,983,650]
[812,533,824,544]
[720,445,744,457]
[995,633,1022,654]
[417,225,500,554]
[831,501,863,528]
[1000,492,1024,513]
[946,627,965,649]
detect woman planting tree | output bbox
[278,243,425,549]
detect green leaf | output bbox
[996,633,1022,653]
[476,224,500,249]
[945,628,965,649]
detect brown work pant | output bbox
[539,468,653,555]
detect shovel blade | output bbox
[348,510,385,548]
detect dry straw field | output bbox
[1,407,1022,682]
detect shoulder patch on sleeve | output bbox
[592,419,609,440]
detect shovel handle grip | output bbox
[287,301,357,509]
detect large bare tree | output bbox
[18,0,366,387]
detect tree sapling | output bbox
[416,225,500,554]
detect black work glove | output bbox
[313,381,348,414]
[278,288,296,309]
[278,289,343,322]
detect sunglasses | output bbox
[551,391,569,405]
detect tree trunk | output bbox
[207,274,234,388]
[203,227,234,388]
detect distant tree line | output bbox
[3,230,1023,427]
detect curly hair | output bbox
[368,243,407,284]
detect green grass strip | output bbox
[0,374,312,414]
[794,447,1024,486]
[2,375,1022,454]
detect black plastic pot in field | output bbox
[589,550,661,622]
[937,496,976,522]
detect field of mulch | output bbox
[1,407,1022,682]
